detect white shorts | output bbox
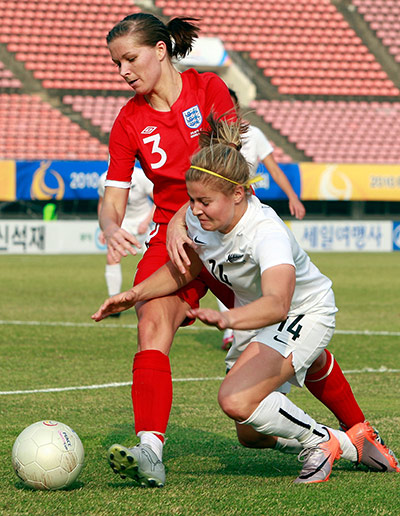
[254,313,335,387]
[225,313,335,389]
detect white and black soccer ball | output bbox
[11,420,84,490]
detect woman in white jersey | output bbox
[93,116,399,484]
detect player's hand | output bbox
[99,231,106,245]
[105,225,142,262]
[91,289,138,321]
[167,205,197,274]
[186,308,231,330]
[289,198,306,220]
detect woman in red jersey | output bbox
[97,12,374,489]
[98,13,235,487]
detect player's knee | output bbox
[236,433,258,448]
[307,349,327,376]
[218,391,249,422]
[236,429,277,449]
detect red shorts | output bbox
[134,224,234,321]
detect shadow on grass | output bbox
[102,422,302,485]
[13,479,85,491]
[102,422,366,488]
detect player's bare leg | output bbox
[219,342,356,483]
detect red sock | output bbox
[131,350,173,443]
[305,350,365,430]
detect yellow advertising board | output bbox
[0,161,16,201]
[300,163,400,201]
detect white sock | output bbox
[240,391,329,449]
[138,431,164,461]
[274,437,303,455]
[105,264,122,296]
[331,429,357,462]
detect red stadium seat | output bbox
[251,98,400,164]
[0,0,399,163]
[0,93,108,160]
[151,0,399,97]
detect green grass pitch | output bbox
[0,252,399,515]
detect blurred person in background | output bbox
[97,164,154,314]
[229,88,305,220]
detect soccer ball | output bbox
[11,420,84,490]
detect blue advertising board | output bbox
[16,160,108,200]
[253,162,301,201]
[13,159,299,202]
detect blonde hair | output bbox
[186,114,251,196]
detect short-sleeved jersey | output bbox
[241,125,274,177]
[106,68,234,224]
[186,196,337,317]
[98,166,153,234]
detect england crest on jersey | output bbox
[182,105,203,129]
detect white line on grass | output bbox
[1,319,400,337]
[0,377,224,396]
[1,367,399,396]
[1,320,399,396]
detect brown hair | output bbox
[187,115,251,196]
[106,13,200,60]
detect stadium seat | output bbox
[251,99,400,164]
[353,0,400,62]
[153,0,399,97]
[0,94,108,160]
[0,0,141,91]
[0,0,399,165]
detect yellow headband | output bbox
[190,165,263,188]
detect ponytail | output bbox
[187,115,252,195]
[107,13,200,60]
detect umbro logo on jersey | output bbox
[193,236,206,245]
[141,126,157,134]
[227,253,245,263]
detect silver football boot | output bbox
[108,443,166,487]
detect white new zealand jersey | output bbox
[241,125,274,177]
[186,196,337,317]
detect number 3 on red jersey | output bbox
[143,134,167,169]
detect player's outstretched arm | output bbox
[92,290,139,321]
[92,247,203,321]
[186,308,231,330]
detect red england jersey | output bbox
[106,68,234,223]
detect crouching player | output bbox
[93,116,399,484]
